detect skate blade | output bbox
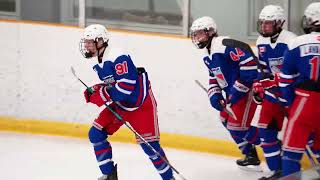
[238,165,263,172]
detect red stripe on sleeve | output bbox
[118,82,135,91]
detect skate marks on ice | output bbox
[279,166,320,180]
[0,132,269,180]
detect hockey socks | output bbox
[140,141,173,180]
[245,126,261,145]
[229,127,261,171]
[259,128,281,171]
[282,151,303,176]
[89,126,115,175]
[229,126,260,155]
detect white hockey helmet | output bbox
[190,16,217,49]
[258,5,285,37]
[80,24,109,58]
[259,5,285,22]
[302,2,320,34]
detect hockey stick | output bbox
[306,145,320,167]
[222,39,289,116]
[71,66,187,180]
[194,80,237,121]
[222,39,320,169]
[222,39,267,77]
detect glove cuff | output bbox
[233,80,250,93]
[208,87,222,98]
[99,86,111,102]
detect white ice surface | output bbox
[0,132,269,180]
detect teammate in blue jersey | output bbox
[278,2,320,177]
[190,16,261,170]
[79,24,174,180]
[252,5,297,180]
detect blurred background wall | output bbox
[1,0,320,43]
[0,0,319,141]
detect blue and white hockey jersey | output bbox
[202,36,258,103]
[279,32,320,105]
[90,46,149,111]
[256,30,297,103]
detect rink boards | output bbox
[0,115,313,169]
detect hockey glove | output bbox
[84,88,93,103]
[257,75,279,90]
[252,82,264,104]
[84,84,112,107]
[210,94,226,111]
[208,87,225,111]
[228,80,250,105]
[252,74,280,104]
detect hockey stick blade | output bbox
[70,66,77,79]
[222,39,256,59]
[221,38,269,77]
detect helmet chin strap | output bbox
[96,41,108,63]
[270,29,282,43]
[206,35,214,54]
[270,21,284,43]
[97,47,105,63]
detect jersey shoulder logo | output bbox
[229,48,245,61]
[211,67,228,88]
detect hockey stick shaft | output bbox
[71,67,187,180]
[71,67,93,92]
[306,145,318,167]
[222,39,265,75]
[195,80,237,121]
[305,145,320,176]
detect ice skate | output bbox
[258,170,281,180]
[98,164,118,180]
[237,145,262,172]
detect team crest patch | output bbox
[268,57,283,74]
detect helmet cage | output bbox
[302,15,320,34]
[191,28,215,49]
[79,37,109,58]
[257,19,284,37]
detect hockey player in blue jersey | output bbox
[190,16,261,170]
[279,2,320,177]
[79,24,174,180]
[252,5,297,180]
